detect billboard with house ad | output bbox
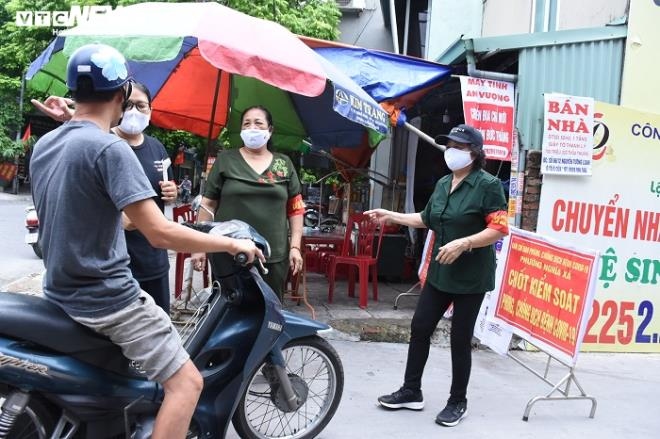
[537,102,660,352]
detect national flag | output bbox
[21,124,31,145]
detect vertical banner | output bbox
[541,94,594,175]
[417,231,435,286]
[491,227,598,365]
[417,231,453,318]
[474,238,513,356]
[474,290,513,356]
[507,130,524,223]
[459,76,515,161]
[538,102,660,353]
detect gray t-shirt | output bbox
[30,120,156,318]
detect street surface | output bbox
[228,339,659,439]
[0,196,44,288]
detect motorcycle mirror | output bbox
[191,195,214,219]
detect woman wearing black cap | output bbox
[365,123,509,427]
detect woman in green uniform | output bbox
[365,124,509,428]
[192,106,305,299]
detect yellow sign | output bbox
[620,0,660,113]
[537,102,660,352]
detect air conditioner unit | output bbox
[336,0,366,14]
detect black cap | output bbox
[435,124,483,150]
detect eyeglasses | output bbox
[126,100,151,113]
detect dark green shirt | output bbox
[204,149,301,262]
[421,169,507,294]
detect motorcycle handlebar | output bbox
[234,253,248,265]
[234,253,269,275]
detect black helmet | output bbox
[66,43,130,92]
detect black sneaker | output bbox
[435,400,468,426]
[377,387,424,410]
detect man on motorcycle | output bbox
[29,43,264,439]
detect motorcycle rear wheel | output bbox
[0,388,54,439]
[303,209,319,228]
[232,336,344,439]
[319,216,340,232]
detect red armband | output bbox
[287,194,305,217]
[486,210,510,234]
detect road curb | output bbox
[328,318,453,346]
[4,273,462,347]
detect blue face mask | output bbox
[240,129,270,149]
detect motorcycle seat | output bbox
[0,291,116,354]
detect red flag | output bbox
[174,150,185,165]
[21,123,31,143]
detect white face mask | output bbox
[240,129,270,149]
[444,148,474,171]
[118,108,150,135]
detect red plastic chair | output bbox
[327,213,384,309]
[172,204,209,299]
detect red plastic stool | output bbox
[174,252,209,299]
[172,204,209,298]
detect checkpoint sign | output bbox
[492,229,598,364]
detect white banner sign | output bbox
[541,94,594,176]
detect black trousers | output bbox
[138,274,171,314]
[403,283,485,403]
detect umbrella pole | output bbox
[202,69,223,190]
[403,122,446,152]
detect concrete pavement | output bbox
[280,340,660,439]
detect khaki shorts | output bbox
[71,291,189,383]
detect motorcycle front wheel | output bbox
[232,336,344,439]
[31,242,43,259]
[0,388,54,439]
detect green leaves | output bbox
[299,167,318,184]
[147,127,206,157]
[0,138,26,161]
[226,0,340,40]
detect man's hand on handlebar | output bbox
[191,239,264,272]
[230,238,265,265]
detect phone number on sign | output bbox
[583,299,657,344]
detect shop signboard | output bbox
[541,93,594,176]
[537,102,660,352]
[459,76,515,161]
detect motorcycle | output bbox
[0,219,344,438]
[303,196,341,233]
[24,205,42,259]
